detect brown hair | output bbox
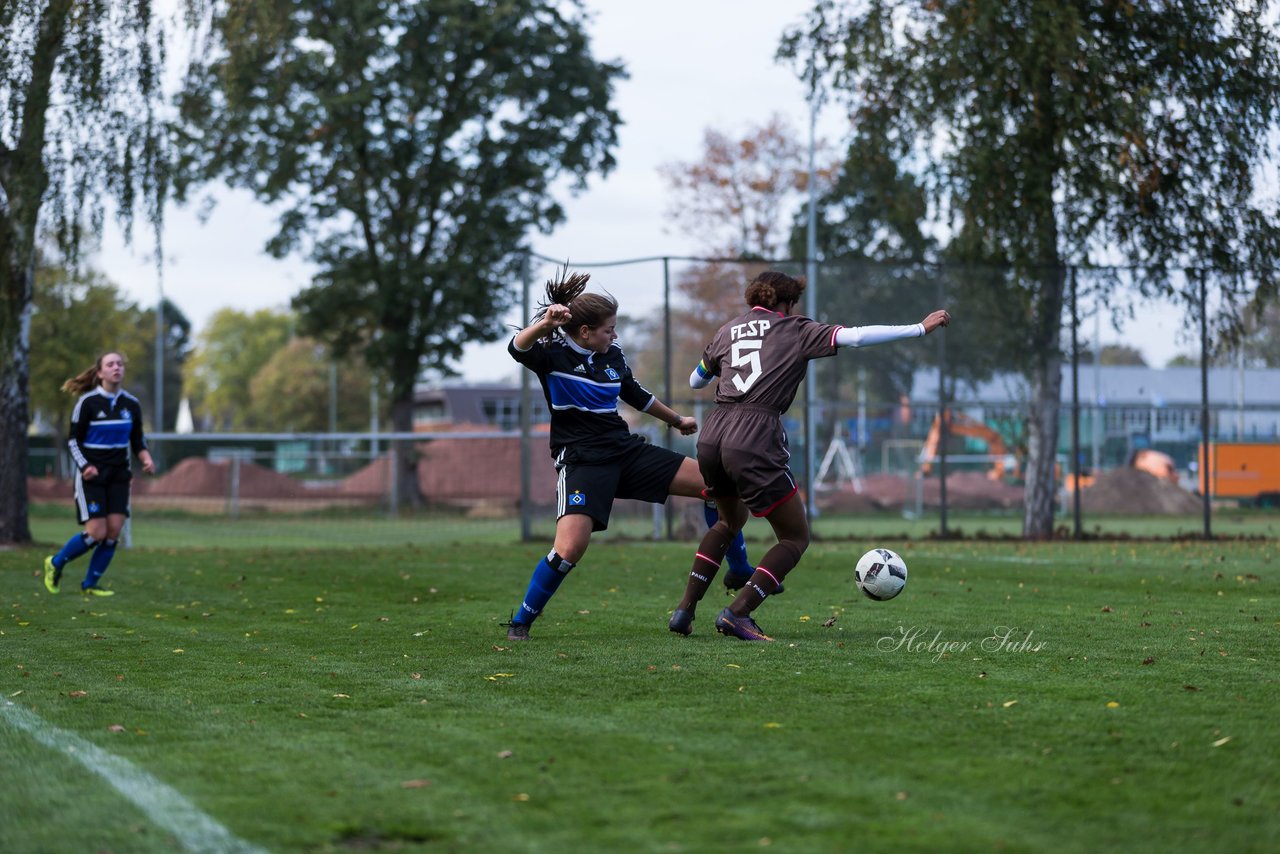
[533,266,619,343]
[745,270,806,310]
[61,352,125,396]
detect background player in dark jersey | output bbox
[43,352,155,597]
[670,270,950,641]
[502,269,751,640]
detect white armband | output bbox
[835,323,925,349]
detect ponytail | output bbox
[530,266,618,344]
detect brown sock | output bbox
[678,525,734,611]
[728,542,799,616]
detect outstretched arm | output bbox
[835,309,950,348]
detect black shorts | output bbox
[697,405,798,517]
[74,465,133,524]
[555,440,686,532]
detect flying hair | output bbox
[529,264,617,344]
[538,264,592,318]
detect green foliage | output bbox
[661,115,835,259]
[1,1,183,543]
[1074,344,1148,367]
[129,299,194,433]
[247,337,388,432]
[792,106,932,265]
[27,267,184,446]
[0,3,171,257]
[2,539,1277,851]
[174,0,625,421]
[1167,302,1280,368]
[183,307,294,430]
[786,0,1280,537]
[1240,302,1280,368]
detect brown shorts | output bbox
[696,405,798,517]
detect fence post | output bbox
[520,253,534,542]
[1198,269,1212,539]
[389,442,399,516]
[663,256,674,541]
[1070,266,1082,539]
[936,273,949,538]
[228,455,241,520]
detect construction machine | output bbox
[918,411,1018,481]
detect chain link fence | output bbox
[25,256,1280,546]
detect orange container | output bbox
[1199,442,1280,498]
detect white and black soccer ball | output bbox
[854,548,908,601]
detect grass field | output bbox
[2,532,1277,852]
[25,499,1280,549]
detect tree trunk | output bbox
[0,0,72,543]
[0,118,38,545]
[1018,43,1065,540]
[1022,266,1066,539]
[1022,352,1062,539]
[0,256,34,544]
[390,392,422,510]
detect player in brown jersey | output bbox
[670,270,950,641]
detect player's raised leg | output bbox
[503,514,592,640]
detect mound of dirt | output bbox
[815,484,884,513]
[147,457,312,499]
[941,470,1025,510]
[1076,467,1202,515]
[816,471,1025,512]
[337,439,560,507]
[417,436,557,504]
[338,455,392,497]
[27,476,72,502]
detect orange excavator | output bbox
[918,411,1018,481]
[920,412,1181,488]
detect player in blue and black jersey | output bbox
[42,352,156,597]
[501,269,752,640]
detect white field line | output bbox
[1,701,267,854]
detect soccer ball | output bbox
[854,548,908,601]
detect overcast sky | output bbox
[95,0,1194,383]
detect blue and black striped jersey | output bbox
[67,387,148,472]
[509,335,657,463]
